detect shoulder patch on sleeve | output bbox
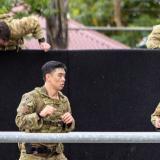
[21,93,34,106]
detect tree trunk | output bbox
[46,0,68,49]
[113,0,122,27]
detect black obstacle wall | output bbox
[0,49,160,160]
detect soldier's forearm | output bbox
[16,113,43,130]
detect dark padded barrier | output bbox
[0,49,160,159]
[69,49,160,131]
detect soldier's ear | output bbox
[46,74,49,79]
[45,73,51,81]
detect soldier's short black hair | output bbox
[0,21,10,41]
[41,60,67,80]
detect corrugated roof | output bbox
[67,19,129,49]
[24,17,129,49]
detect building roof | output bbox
[67,19,129,49]
[24,18,129,50]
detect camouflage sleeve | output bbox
[146,25,160,49]
[15,93,43,131]
[151,103,160,127]
[9,16,44,40]
[64,98,75,132]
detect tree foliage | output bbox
[69,0,160,47]
[0,0,14,14]
[23,0,57,17]
[69,0,113,26]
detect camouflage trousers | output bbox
[19,150,68,160]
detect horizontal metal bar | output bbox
[0,132,160,143]
[69,27,153,32]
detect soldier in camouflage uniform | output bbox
[0,14,50,52]
[15,61,75,160]
[146,25,160,49]
[151,103,160,129]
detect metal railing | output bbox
[0,132,160,143]
[69,27,153,32]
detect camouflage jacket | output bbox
[146,25,160,49]
[15,86,75,149]
[0,14,44,50]
[151,102,160,127]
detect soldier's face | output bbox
[47,68,66,91]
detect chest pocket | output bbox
[42,98,67,121]
[33,93,45,113]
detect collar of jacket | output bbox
[35,86,67,103]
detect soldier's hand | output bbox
[61,112,74,124]
[39,42,51,52]
[39,105,56,117]
[155,117,160,128]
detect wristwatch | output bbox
[38,37,45,43]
